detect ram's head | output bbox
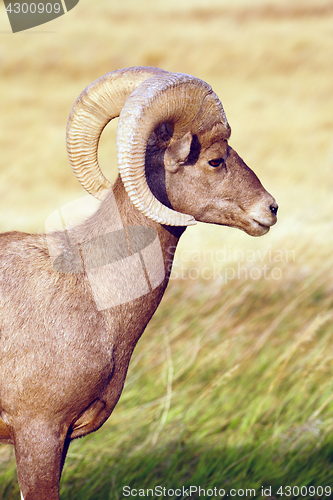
[67,66,277,236]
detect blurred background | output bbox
[0,0,333,498]
[0,0,332,259]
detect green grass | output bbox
[1,258,333,499]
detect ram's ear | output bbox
[164,132,192,172]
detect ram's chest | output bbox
[0,330,114,417]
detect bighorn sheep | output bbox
[0,66,278,499]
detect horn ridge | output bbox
[66,67,169,199]
[116,73,228,226]
[66,67,228,226]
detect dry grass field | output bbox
[0,0,333,498]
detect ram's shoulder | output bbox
[0,231,48,260]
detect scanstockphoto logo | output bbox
[45,192,165,311]
[4,0,79,33]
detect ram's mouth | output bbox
[243,197,278,237]
[246,219,272,236]
[254,220,271,231]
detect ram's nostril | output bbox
[270,203,278,216]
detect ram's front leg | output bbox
[13,419,69,500]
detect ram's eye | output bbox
[208,158,224,167]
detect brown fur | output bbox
[0,117,277,499]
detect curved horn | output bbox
[117,72,230,226]
[66,66,168,200]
